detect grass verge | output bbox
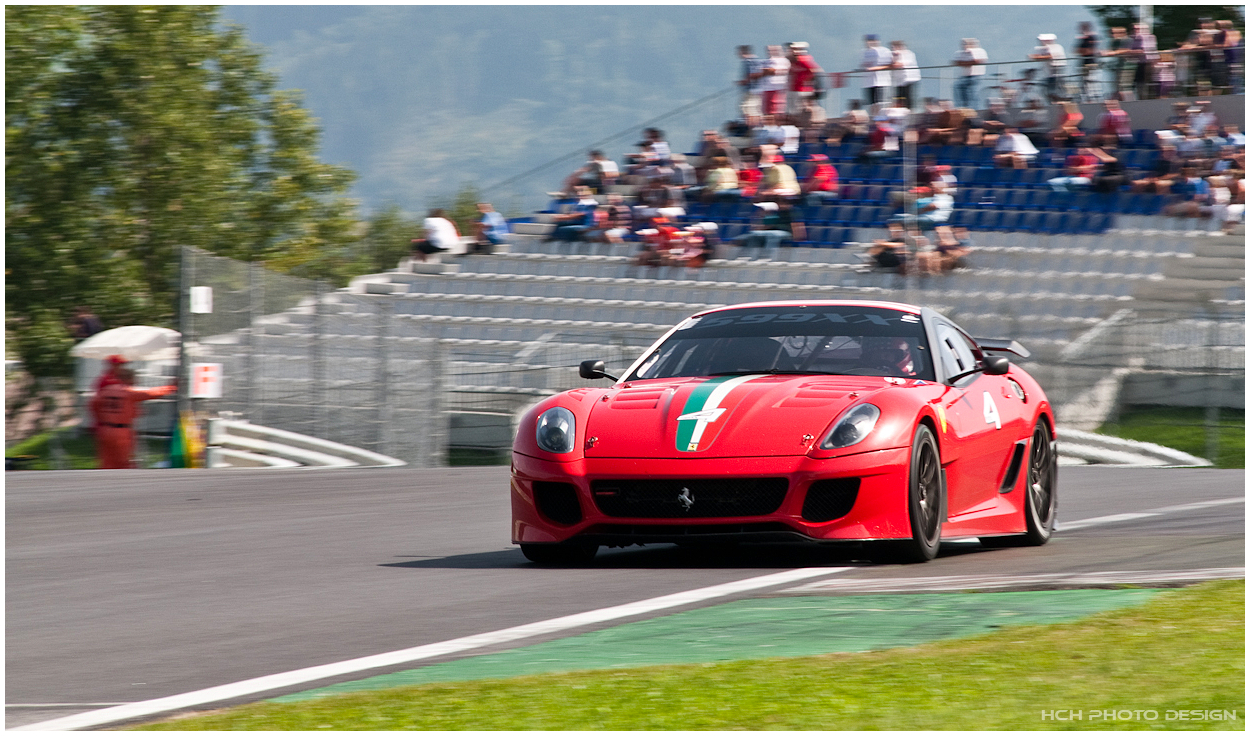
[1097,405,1244,469]
[136,579,1244,730]
[5,427,99,470]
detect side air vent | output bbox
[533,482,582,525]
[998,441,1028,494]
[802,478,860,522]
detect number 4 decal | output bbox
[983,391,1002,429]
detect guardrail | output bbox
[206,418,407,469]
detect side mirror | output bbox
[579,359,619,381]
[983,356,1010,375]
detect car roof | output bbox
[691,300,923,318]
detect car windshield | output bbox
[627,305,935,381]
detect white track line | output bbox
[1055,496,1244,532]
[14,566,851,731]
[784,568,1246,594]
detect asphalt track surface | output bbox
[6,466,1244,728]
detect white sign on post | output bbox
[190,286,213,314]
[190,363,224,399]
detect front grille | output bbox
[591,478,788,518]
[583,522,800,542]
[801,478,860,522]
[533,481,582,525]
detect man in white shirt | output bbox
[738,45,764,124]
[860,35,893,106]
[1030,33,1067,101]
[412,209,460,261]
[761,45,790,117]
[953,38,988,110]
[993,127,1040,169]
[891,40,921,109]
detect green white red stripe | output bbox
[675,374,768,452]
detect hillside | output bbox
[223,5,1098,215]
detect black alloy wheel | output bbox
[981,420,1057,548]
[869,424,943,563]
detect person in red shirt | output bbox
[90,367,176,469]
[787,42,822,118]
[1048,148,1099,192]
[801,153,839,205]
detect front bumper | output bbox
[511,448,912,545]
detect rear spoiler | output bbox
[974,338,1031,359]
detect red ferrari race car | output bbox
[511,300,1057,565]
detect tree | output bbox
[6,6,360,380]
[1088,5,1244,50]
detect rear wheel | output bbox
[868,424,943,563]
[520,541,599,566]
[981,420,1057,548]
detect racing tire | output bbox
[981,420,1057,548]
[520,541,599,566]
[868,424,944,563]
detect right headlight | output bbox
[820,404,881,450]
[535,407,576,454]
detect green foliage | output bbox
[1087,6,1245,50]
[347,204,421,276]
[1098,405,1244,469]
[135,580,1244,730]
[432,184,485,243]
[6,6,359,377]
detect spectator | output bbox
[937,226,974,271]
[1048,147,1100,191]
[1030,33,1068,102]
[1211,145,1244,175]
[592,193,634,244]
[1089,147,1127,194]
[737,151,763,199]
[760,45,790,118]
[787,42,822,118]
[826,99,869,144]
[562,150,618,195]
[890,40,921,109]
[549,187,598,242]
[994,127,1039,168]
[752,114,786,149]
[953,38,988,110]
[669,153,697,190]
[923,99,964,145]
[472,203,509,255]
[1074,21,1099,101]
[755,144,801,200]
[1217,20,1241,93]
[733,200,805,256]
[860,35,893,106]
[1223,125,1245,149]
[1129,23,1158,99]
[1048,101,1084,147]
[1095,99,1132,147]
[411,208,460,261]
[1104,26,1131,98]
[1190,100,1218,139]
[1155,50,1177,98]
[889,181,953,230]
[738,45,765,124]
[1164,165,1211,217]
[635,215,681,267]
[778,116,801,155]
[644,128,671,164]
[1131,144,1182,194]
[70,307,104,340]
[801,153,839,205]
[699,156,741,203]
[866,221,911,273]
[980,98,1011,146]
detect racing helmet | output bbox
[861,336,916,376]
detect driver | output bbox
[860,336,917,376]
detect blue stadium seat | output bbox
[1020,168,1049,188]
[1085,212,1112,233]
[839,183,861,202]
[1042,191,1070,212]
[808,205,836,224]
[804,225,830,245]
[997,168,1025,187]
[862,184,887,203]
[1018,211,1042,231]
[1065,213,1088,234]
[1132,129,1155,147]
[1067,192,1094,213]
[1005,189,1032,210]
[1041,212,1069,234]
[998,210,1022,231]
[979,210,1003,230]
[954,165,979,184]
[964,147,994,166]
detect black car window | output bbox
[628,306,935,381]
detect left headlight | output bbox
[820,404,881,450]
[535,407,576,454]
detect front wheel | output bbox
[520,541,599,566]
[981,420,1057,548]
[868,424,943,563]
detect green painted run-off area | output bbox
[276,588,1159,702]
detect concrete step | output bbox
[1191,243,1246,259]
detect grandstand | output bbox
[196,95,1244,466]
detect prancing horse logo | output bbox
[677,487,695,511]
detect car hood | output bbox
[584,374,893,459]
